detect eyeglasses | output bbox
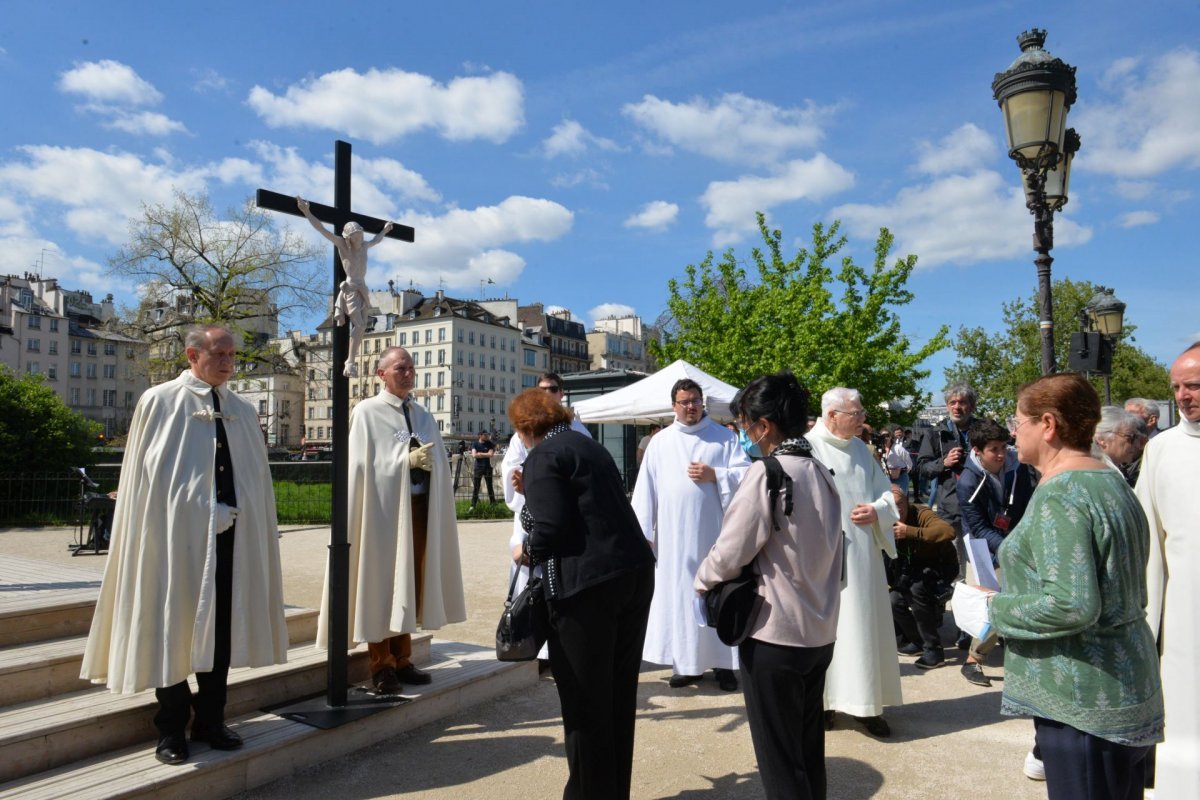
[674,398,703,408]
[833,408,866,418]
[539,385,563,394]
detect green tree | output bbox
[650,214,951,422]
[109,191,323,380]
[945,277,1170,418]
[0,367,102,474]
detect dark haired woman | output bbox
[695,372,843,800]
[990,373,1163,800]
[509,388,655,800]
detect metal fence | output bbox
[1,457,512,527]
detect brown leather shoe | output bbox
[373,667,403,693]
[397,664,432,685]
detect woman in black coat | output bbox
[508,388,655,800]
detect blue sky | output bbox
[3,0,1198,394]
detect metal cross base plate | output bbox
[264,685,413,730]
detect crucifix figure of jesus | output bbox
[297,196,393,377]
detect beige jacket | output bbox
[695,454,843,648]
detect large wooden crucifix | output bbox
[257,140,414,714]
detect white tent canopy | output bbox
[573,360,741,425]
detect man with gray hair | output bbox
[916,384,976,575]
[1094,406,1149,486]
[1125,397,1160,439]
[806,386,901,736]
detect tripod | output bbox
[68,467,113,556]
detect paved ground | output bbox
[1,522,1047,800]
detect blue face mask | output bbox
[738,425,763,459]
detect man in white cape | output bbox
[806,387,901,737]
[632,378,751,691]
[318,346,465,693]
[1136,343,1200,799]
[81,325,289,765]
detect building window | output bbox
[490,377,496,392]
[491,335,496,349]
[352,384,359,398]
[26,338,39,352]
[51,318,60,332]
[87,342,97,356]
[436,394,444,411]
[490,355,496,370]
[70,388,81,405]
[469,331,476,345]
[71,340,81,354]
[308,407,314,419]
[124,391,133,407]
[86,388,96,406]
[103,364,116,379]
[468,352,475,367]
[259,400,267,415]
[468,374,475,389]
[104,342,116,356]
[70,361,81,377]
[47,365,57,380]
[26,361,40,374]
[438,348,445,365]
[26,316,41,329]
[467,420,474,433]
[398,332,407,346]
[436,371,444,387]
[48,341,58,355]
[86,363,97,379]
[423,373,431,388]
[318,427,324,439]
[104,390,117,407]
[438,327,446,342]
[468,397,475,412]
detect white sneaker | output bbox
[1023,750,1046,781]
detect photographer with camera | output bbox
[887,485,957,670]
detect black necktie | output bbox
[212,389,237,507]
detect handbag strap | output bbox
[505,535,537,605]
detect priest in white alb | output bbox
[81,325,289,766]
[318,346,465,694]
[805,387,900,738]
[1136,343,1200,800]
[632,378,751,691]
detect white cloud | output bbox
[247,68,524,144]
[1115,180,1155,201]
[700,154,855,246]
[589,303,636,326]
[192,67,230,94]
[365,196,574,292]
[624,200,678,232]
[623,92,835,166]
[541,120,620,159]
[550,168,609,190]
[106,110,188,136]
[57,60,185,137]
[0,145,207,245]
[914,123,996,176]
[0,237,108,292]
[59,60,162,106]
[833,169,1091,268]
[1118,210,1160,228]
[1075,48,1200,178]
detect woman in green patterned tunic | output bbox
[990,373,1163,800]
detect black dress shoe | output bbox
[397,664,432,685]
[897,642,921,656]
[668,673,702,688]
[961,662,992,687]
[191,724,243,750]
[713,668,738,692]
[373,667,403,693]
[857,715,891,737]
[155,734,189,765]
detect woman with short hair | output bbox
[990,373,1163,800]
[509,388,655,800]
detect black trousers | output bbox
[471,470,495,504]
[1034,717,1151,800]
[739,638,835,800]
[154,528,234,736]
[546,564,654,800]
[890,567,948,654]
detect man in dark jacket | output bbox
[954,417,1034,687]
[886,485,958,669]
[915,384,976,580]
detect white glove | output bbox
[214,502,239,533]
[408,442,435,472]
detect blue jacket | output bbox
[955,447,1035,560]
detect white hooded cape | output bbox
[806,419,901,717]
[1136,418,1200,799]
[81,370,289,693]
[632,415,751,674]
[318,391,466,647]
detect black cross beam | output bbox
[256,140,414,718]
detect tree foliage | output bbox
[944,277,1170,418]
[0,367,102,474]
[649,214,951,422]
[109,191,323,377]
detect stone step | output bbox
[0,555,105,647]
[0,642,535,800]
[0,634,431,785]
[0,607,320,707]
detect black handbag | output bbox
[704,564,764,646]
[496,561,550,662]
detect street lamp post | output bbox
[1068,286,1126,404]
[992,29,1079,376]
